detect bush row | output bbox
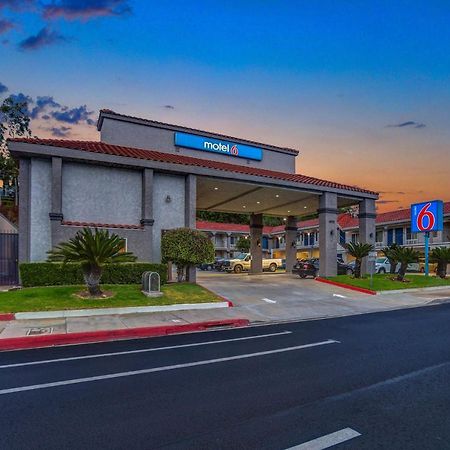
[19,262,168,287]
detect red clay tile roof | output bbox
[196,202,450,234]
[10,138,377,196]
[62,221,142,230]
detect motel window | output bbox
[351,233,358,243]
[376,230,383,243]
[406,227,416,241]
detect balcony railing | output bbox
[406,238,419,245]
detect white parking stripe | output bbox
[0,331,292,369]
[0,339,339,396]
[333,294,347,299]
[286,428,361,449]
[262,298,277,304]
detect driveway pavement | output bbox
[197,271,446,322]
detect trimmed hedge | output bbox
[19,262,168,288]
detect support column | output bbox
[249,213,263,274]
[140,168,154,262]
[18,158,31,263]
[285,216,298,273]
[359,198,377,275]
[185,174,197,282]
[318,192,338,277]
[49,157,63,248]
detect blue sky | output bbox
[1,0,449,210]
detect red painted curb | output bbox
[0,319,250,351]
[315,277,377,295]
[0,313,15,321]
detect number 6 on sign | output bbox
[411,200,444,233]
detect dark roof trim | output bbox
[97,109,300,156]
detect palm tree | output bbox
[381,243,399,274]
[48,228,136,297]
[392,247,420,282]
[430,247,450,279]
[346,242,374,278]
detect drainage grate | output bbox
[26,327,54,336]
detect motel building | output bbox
[197,202,450,264]
[9,109,378,281]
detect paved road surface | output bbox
[2,304,450,449]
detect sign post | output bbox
[368,251,377,290]
[411,200,444,277]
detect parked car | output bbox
[214,257,226,271]
[293,258,354,278]
[375,257,421,274]
[223,253,282,273]
[199,261,215,271]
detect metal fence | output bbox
[0,232,19,285]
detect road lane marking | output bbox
[0,331,292,369]
[286,427,361,449]
[262,298,277,303]
[0,339,339,395]
[332,294,347,299]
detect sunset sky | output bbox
[1,1,449,212]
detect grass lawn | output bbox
[0,283,222,313]
[328,274,450,291]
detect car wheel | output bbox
[378,268,386,274]
[346,268,354,276]
[420,267,425,273]
[234,265,243,274]
[207,265,213,271]
[269,263,277,272]
[299,273,307,279]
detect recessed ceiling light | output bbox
[287,210,291,213]
[242,205,246,208]
[275,194,280,198]
[283,217,287,221]
[304,206,307,209]
[214,187,219,190]
[256,201,261,204]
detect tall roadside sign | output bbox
[411,200,444,276]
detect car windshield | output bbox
[376,258,386,263]
[235,253,248,260]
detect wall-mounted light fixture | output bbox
[257,239,261,247]
[165,195,172,203]
[291,241,296,248]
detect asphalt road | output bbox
[2,304,450,449]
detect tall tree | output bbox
[0,96,32,205]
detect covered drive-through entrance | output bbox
[9,109,378,281]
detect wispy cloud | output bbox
[0,0,34,11]
[0,19,15,34]
[18,26,67,51]
[163,105,175,110]
[47,125,71,137]
[42,0,132,21]
[0,81,8,94]
[50,105,95,125]
[376,200,400,205]
[386,121,426,129]
[30,95,61,118]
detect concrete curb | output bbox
[315,277,377,295]
[1,301,231,321]
[0,318,250,351]
[377,285,450,295]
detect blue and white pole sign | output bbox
[175,132,263,161]
[411,200,444,276]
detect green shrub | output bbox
[19,262,167,287]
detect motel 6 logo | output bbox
[411,200,443,233]
[416,203,435,231]
[230,145,239,156]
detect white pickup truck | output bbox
[223,253,282,273]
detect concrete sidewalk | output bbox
[0,307,246,339]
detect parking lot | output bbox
[197,271,439,323]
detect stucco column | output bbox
[226,233,231,257]
[185,174,197,282]
[249,213,263,274]
[49,157,63,248]
[285,216,298,273]
[18,158,31,262]
[139,168,154,262]
[359,198,377,275]
[318,192,338,277]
